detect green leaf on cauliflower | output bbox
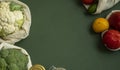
[10,2,23,11]
[0,29,13,37]
[0,29,7,37]
[16,19,24,28]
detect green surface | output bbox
[16,0,120,70]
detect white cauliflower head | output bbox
[0,0,31,44]
[0,1,24,37]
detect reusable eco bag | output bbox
[0,0,31,44]
[84,0,120,14]
[0,42,32,70]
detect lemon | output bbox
[30,64,45,70]
[92,18,109,33]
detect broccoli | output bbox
[5,55,17,64]
[0,48,9,58]
[0,57,7,70]
[0,48,28,70]
[8,63,19,70]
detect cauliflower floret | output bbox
[6,11,16,24]
[0,8,9,23]
[3,23,15,34]
[0,2,10,9]
[0,2,24,37]
[0,26,2,32]
[14,11,23,21]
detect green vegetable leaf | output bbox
[10,2,23,11]
[16,19,24,28]
[0,29,7,37]
[87,3,97,14]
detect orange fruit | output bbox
[92,18,109,33]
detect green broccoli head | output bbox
[0,48,28,70]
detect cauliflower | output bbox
[0,0,31,44]
[0,1,24,37]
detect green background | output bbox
[16,0,120,70]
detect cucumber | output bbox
[87,3,97,14]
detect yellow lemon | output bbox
[30,64,46,70]
[92,18,109,33]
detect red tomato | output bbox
[108,12,120,31]
[82,0,94,5]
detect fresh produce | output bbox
[0,1,24,37]
[30,64,46,70]
[88,3,97,14]
[10,2,23,11]
[0,48,29,70]
[0,0,31,44]
[82,0,94,5]
[102,29,120,51]
[82,0,120,14]
[82,0,98,14]
[108,12,120,31]
[92,18,109,33]
[0,57,7,70]
[92,10,120,51]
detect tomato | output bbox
[82,0,94,5]
[108,12,120,31]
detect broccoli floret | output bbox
[5,55,17,64]
[8,63,19,70]
[0,57,7,70]
[0,48,9,58]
